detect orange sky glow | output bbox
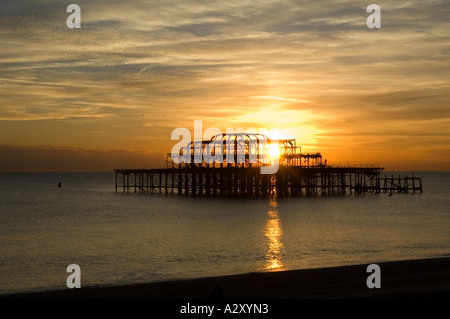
[1,1,449,171]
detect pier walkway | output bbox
[114,133,422,197]
[114,166,422,197]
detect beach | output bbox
[4,257,450,299]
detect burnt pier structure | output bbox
[114,133,422,197]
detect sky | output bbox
[0,0,449,171]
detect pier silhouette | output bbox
[114,133,422,197]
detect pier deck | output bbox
[114,133,422,197]
[114,166,422,197]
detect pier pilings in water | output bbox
[113,166,423,197]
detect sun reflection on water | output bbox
[262,198,286,272]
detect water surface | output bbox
[1,171,449,295]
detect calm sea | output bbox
[1,171,449,295]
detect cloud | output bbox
[0,145,166,172]
[251,96,312,103]
[0,0,449,170]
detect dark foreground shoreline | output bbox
[3,257,450,299]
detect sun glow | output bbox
[269,143,280,158]
[233,106,324,151]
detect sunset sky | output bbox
[1,0,449,171]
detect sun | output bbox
[269,143,280,158]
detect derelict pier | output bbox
[114,133,422,197]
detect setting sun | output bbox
[0,0,449,173]
[1,1,449,305]
[269,143,281,158]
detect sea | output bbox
[1,171,449,295]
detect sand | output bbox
[3,257,450,299]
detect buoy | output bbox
[58,182,62,187]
